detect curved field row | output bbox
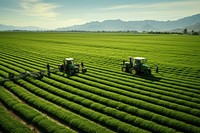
[0,60,194,132]
[0,54,180,132]
[1,49,199,91]
[0,45,200,112]
[0,98,33,133]
[0,40,198,85]
[0,32,200,133]
[1,51,200,103]
[0,81,76,133]
[0,76,116,133]
[0,50,200,133]
[1,52,200,111]
[0,60,195,133]
[0,68,152,133]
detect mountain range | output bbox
[56,14,200,32]
[171,22,200,32]
[0,14,200,32]
[0,24,44,31]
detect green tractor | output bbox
[58,58,87,75]
[122,57,151,75]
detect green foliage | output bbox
[0,102,32,133]
[0,85,76,133]
[0,32,200,133]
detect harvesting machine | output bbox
[56,58,87,75]
[0,58,87,84]
[122,56,151,75]
[0,70,44,84]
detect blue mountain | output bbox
[56,14,200,32]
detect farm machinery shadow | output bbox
[121,72,162,81]
[135,74,162,81]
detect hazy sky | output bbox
[0,0,200,29]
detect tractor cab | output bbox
[122,56,151,75]
[58,58,87,76]
[64,58,74,65]
[133,57,147,67]
[64,58,75,69]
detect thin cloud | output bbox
[0,6,21,13]
[100,1,200,11]
[99,4,137,10]
[20,0,59,18]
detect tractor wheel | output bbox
[122,67,126,72]
[131,69,137,75]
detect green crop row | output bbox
[86,63,200,88]
[86,65,200,104]
[54,73,200,126]
[0,53,191,130]
[2,48,198,95]
[0,56,176,133]
[0,68,115,133]
[0,100,32,133]
[1,51,200,114]
[87,65,200,99]
[0,85,76,133]
[1,51,198,114]
[1,33,200,133]
[1,33,200,72]
[47,73,200,133]
[42,76,200,132]
[27,76,178,133]
[21,78,154,133]
[0,58,200,132]
[0,50,198,114]
[156,72,200,86]
[87,66,200,96]
[79,70,200,116]
[89,65,200,95]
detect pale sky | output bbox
[0,0,200,29]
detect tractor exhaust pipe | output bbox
[123,60,125,65]
[129,56,133,67]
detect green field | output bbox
[0,32,200,133]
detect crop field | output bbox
[0,32,200,133]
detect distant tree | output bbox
[191,30,194,35]
[192,31,199,35]
[183,29,187,34]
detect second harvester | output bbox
[122,56,151,75]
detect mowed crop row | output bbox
[0,32,200,133]
[0,57,200,133]
[1,49,200,107]
[1,50,200,98]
